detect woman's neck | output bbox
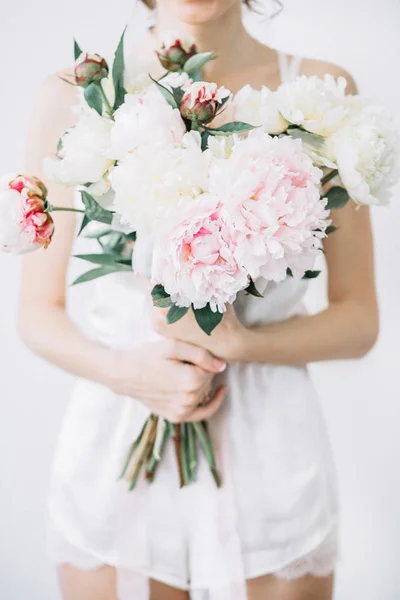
[152,6,257,80]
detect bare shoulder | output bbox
[299,57,358,94]
[26,69,79,171]
[32,68,79,129]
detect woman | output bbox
[19,0,379,598]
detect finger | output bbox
[184,385,227,422]
[165,340,226,373]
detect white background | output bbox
[1,1,400,599]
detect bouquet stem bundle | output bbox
[120,415,221,489]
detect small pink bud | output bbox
[74,52,109,88]
[180,82,230,125]
[156,35,197,72]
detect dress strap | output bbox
[277,51,303,83]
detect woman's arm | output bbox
[19,73,112,382]
[18,74,226,423]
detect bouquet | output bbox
[1,30,398,489]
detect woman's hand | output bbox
[151,303,248,363]
[108,339,227,423]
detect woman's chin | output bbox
[171,0,232,25]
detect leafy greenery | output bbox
[193,304,223,336]
[149,74,178,109]
[183,51,215,74]
[80,191,114,225]
[74,39,82,61]
[245,279,264,298]
[74,253,131,266]
[205,121,256,135]
[72,264,131,285]
[325,186,349,210]
[167,304,189,324]
[326,225,338,235]
[84,83,103,116]
[151,284,173,308]
[302,270,321,279]
[112,28,127,110]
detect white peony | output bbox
[110,131,209,232]
[123,55,157,95]
[276,74,348,136]
[0,187,33,253]
[107,88,187,160]
[330,101,400,205]
[44,111,114,186]
[232,84,288,134]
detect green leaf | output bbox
[302,270,321,279]
[171,86,185,106]
[83,228,114,239]
[72,265,130,285]
[193,304,223,336]
[326,225,338,235]
[74,253,131,267]
[56,137,63,155]
[78,214,90,236]
[149,74,178,109]
[192,422,221,487]
[201,129,212,151]
[245,279,264,298]
[286,267,293,277]
[81,191,114,225]
[112,28,127,110]
[183,52,215,73]
[74,38,82,61]
[325,186,349,210]
[151,284,173,308]
[166,304,189,324]
[84,83,103,115]
[190,70,202,82]
[206,121,256,135]
[125,231,137,243]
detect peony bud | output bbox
[180,81,230,125]
[74,52,109,88]
[0,174,54,254]
[156,33,197,72]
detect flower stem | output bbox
[173,424,185,488]
[98,83,113,116]
[321,169,339,187]
[48,205,85,214]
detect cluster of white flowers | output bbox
[110,130,209,232]
[232,75,399,206]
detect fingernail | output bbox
[214,359,226,372]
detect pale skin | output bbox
[19,0,378,597]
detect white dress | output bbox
[47,53,339,599]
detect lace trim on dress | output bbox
[47,521,337,583]
[275,527,338,580]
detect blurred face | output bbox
[156,0,242,26]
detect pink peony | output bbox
[180,81,230,125]
[209,131,330,281]
[151,194,248,312]
[0,174,54,253]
